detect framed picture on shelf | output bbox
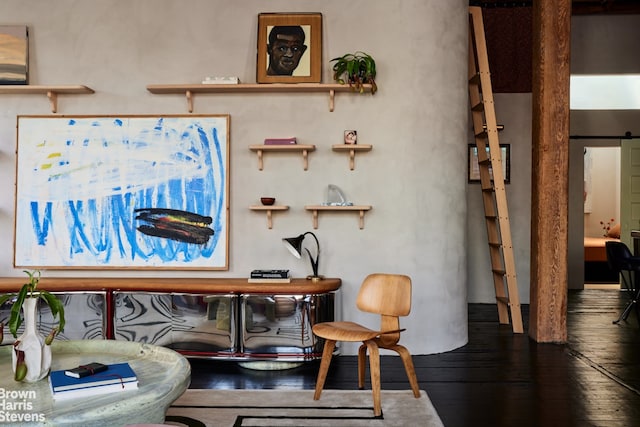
[0,25,28,84]
[256,12,322,84]
[15,115,230,270]
[344,130,357,145]
[468,144,511,183]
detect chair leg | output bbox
[364,340,382,417]
[615,273,638,324]
[357,343,367,390]
[391,344,421,398]
[314,339,336,401]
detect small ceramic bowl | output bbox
[260,197,276,206]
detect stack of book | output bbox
[248,269,291,283]
[49,362,138,401]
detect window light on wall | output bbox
[570,74,640,110]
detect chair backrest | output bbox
[606,241,635,272]
[356,273,412,317]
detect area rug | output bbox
[164,389,444,427]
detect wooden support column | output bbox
[529,0,571,342]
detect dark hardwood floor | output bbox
[188,289,640,427]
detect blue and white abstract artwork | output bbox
[15,115,229,269]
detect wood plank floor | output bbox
[188,289,640,427]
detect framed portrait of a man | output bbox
[257,13,322,84]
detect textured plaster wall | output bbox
[0,0,469,354]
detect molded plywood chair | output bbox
[605,241,640,324]
[312,273,420,416]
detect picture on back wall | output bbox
[0,25,28,84]
[14,115,230,270]
[256,13,322,84]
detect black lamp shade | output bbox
[282,232,320,278]
[283,235,305,259]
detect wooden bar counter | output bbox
[0,277,341,294]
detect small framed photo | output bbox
[256,13,322,84]
[468,144,510,183]
[344,130,357,145]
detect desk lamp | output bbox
[282,232,322,280]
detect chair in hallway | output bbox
[605,241,640,324]
[311,273,420,416]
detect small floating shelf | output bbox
[331,144,373,170]
[0,85,95,113]
[145,83,374,112]
[249,205,289,229]
[304,205,372,229]
[249,145,316,171]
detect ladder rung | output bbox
[469,73,481,85]
[488,242,501,248]
[496,296,509,305]
[471,102,484,112]
[474,131,487,138]
[478,158,490,165]
[481,187,494,193]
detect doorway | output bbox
[568,139,621,290]
[583,146,620,288]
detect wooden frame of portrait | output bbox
[468,144,511,183]
[257,13,322,84]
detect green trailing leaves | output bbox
[330,51,377,94]
[40,291,65,334]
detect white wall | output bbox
[584,147,620,237]
[0,0,469,354]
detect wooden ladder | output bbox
[468,6,523,334]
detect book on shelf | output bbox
[250,269,290,279]
[264,138,297,145]
[49,362,138,401]
[247,277,292,283]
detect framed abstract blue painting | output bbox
[15,115,230,270]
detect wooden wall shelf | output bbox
[0,85,95,113]
[146,83,374,112]
[331,144,373,170]
[249,144,316,170]
[304,205,372,229]
[249,205,289,229]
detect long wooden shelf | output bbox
[146,83,374,112]
[304,205,372,229]
[0,277,341,295]
[0,85,95,113]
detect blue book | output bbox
[49,362,138,399]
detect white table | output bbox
[0,340,190,426]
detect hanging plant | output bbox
[330,51,377,94]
